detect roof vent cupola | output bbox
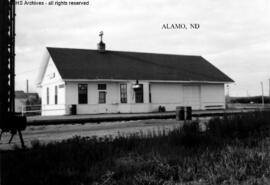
[97,31,106,53]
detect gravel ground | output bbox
[0,119,180,150]
[0,118,211,150]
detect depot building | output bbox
[38,37,233,116]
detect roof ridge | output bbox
[46,47,202,58]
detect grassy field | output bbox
[1,112,270,185]
[229,96,270,104]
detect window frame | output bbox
[120,84,127,103]
[98,84,107,90]
[78,84,88,104]
[46,87,49,105]
[55,85,58,104]
[135,84,144,103]
[149,84,152,103]
[98,91,106,104]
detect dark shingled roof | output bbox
[47,47,233,82]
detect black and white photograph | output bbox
[1,0,270,184]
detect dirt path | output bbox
[0,119,186,150]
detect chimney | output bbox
[97,31,106,52]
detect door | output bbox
[183,85,201,109]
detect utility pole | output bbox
[0,0,26,148]
[261,81,264,107]
[26,79,29,93]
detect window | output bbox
[55,86,58,104]
[59,84,65,88]
[78,84,88,104]
[149,84,152,103]
[98,84,106,90]
[99,91,106,104]
[46,87,49,104]
[120,84,127,103]
[135,84,144,103]
[98,84,106,104]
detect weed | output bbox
[2,112,270,185]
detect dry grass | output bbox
[1,111,270,185]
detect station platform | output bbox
[26,108,269,125]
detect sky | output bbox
[15,0,270,97]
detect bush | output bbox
[230,96,270,104]
[167,121,203,147]
[206,111,270,140]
